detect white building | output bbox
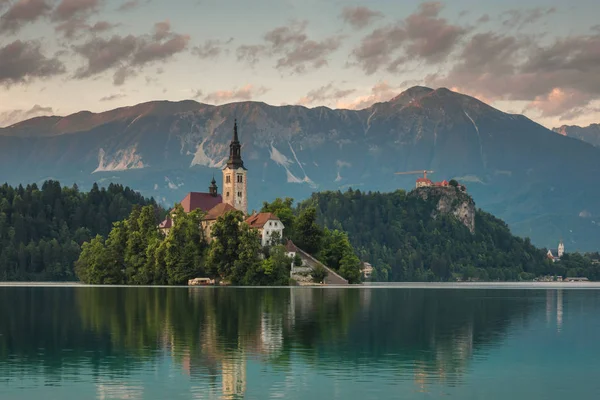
[245,213,285,247]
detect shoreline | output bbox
[1,281,600,289]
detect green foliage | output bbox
[294,207,323,255]
[262,197,363,283]
[77,203,293,286]
[261,197,295,238]
[449,179,459,187]
[299,189,557,282]
[311,263,328,283]
[0,180,158,281]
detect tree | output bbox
[164,206,207,285]
[449,179,459,187]
[311,264,328,283]
[206,210,246,280]
[293,207,323,255]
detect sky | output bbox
[1,0,599,129]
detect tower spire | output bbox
[226,119,245,170]
[233,118,239,142]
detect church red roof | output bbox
[158,217,172,229]
[180,192,223,213]
[245,213,280,229]
[416,178,433,183]
[203,203,237,221]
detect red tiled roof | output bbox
[245,212,280,229]
[180,192,223,213]
[285,240,298,252]
[203,203,237,221]
[159,217,172,229]
[416,178,432,183]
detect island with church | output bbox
[74,121,354,286]
[68,121,598,286]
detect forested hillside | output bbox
[299,189,554,282]
[0,181,159,281]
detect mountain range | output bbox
[1,86,600,251]
[553,124,600,148]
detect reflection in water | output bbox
[0,287,599,399]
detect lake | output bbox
[1,286,599,399]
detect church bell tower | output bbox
[222,119,247,214]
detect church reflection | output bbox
[0,287,560,397]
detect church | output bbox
[159,120,284,246]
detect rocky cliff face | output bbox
[411,187,476,233]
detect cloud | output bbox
[191,89,202,99]
[72,22,190,85]
[336,82,399,110]
[340,6,383,29]
[0,40,65,86]
[426,29,600,119]
[99,93,126,101]
[52,0,100,22]
[237,20,343,73]
[351,2,467,74]
[297,83,355,106]
[153,20,170,40]
[0,104,54,127]
[0,0,51,33]
[192,39,224,59]
[117,0,139,12]
[203,84,269,104]
[501,7,556,29]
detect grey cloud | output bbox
[236,44,267,66]
[117,0,139,12]
[238,20,342,73]
[73,23,190,85]
[0,104,54,127]
[90,20,116,32]
[340,6,383,29]
[502,7,556,29]
[297,83,355,106]
[352,2,467,74]
[426,30,600,118]
[52,0,100,22]
[192,39,223,59]
[153,20,170,40]
[0,0,51,33]
[203,85,269,104]
[477,14,490,23]
[0,40,65,85]
[132,34,190,65]
[113,66,135,85]
[99,93,126,101]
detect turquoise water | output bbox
[1,287,599,399]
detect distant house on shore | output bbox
[361,262,374,280]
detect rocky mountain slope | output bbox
[1,86,600,250]
[553,124,600,147]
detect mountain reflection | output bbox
[0,287,566,397]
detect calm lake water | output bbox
[1,286,599,399]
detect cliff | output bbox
[410,186,476,233]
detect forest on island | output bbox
[75,197,363,285]
[1,181,599,283]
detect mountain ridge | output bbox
[1,86,600,251]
